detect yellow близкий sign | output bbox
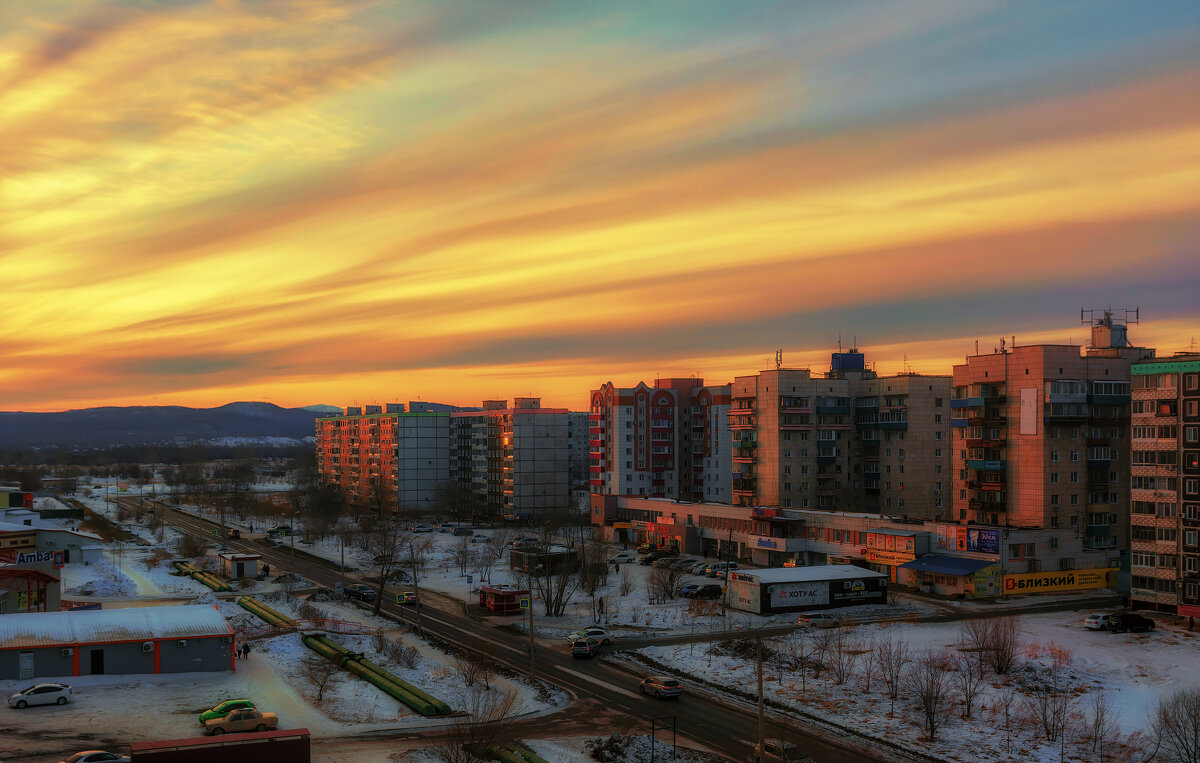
[1002,568,1114,594]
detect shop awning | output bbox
[898,555,995,576]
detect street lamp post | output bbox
[649,716,676,762]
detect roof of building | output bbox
[866,528,923,537]
[731,564,887,584]
[0,604,232,649]
[898,555,997,576]
[0,521,36,533]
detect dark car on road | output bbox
[638,676,682,699]
[639,550,671,565]
[344,584,376,602]
[675,583,700,598]
[226,529,241,539]
[690,584,724,600]
[571,638,603,659]
[1107,613,1155,633]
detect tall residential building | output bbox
[588,379,731,503]
[951,318,1151,568]
[317,398,567,519]
[452,398,569,520]
[729,351,950,517]
[1129,353,1200,615]
[315,403,452,513]
[567,411,591,489]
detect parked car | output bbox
[670,557,699,571]
[452,526,474,536]
[411,524,434,533]
[639,550,669,565]
[567,627,612,645]
[608,552,636,564]
[226,528,241,539]
[571,637,603,659]
[203,707,280,735]
[470,534,490,543]
[675,583,701,598]
[60,752,130,763]
[797,613,840,629]
[636,543,657,554]
[705,562,738,577]
[344,584,376,602]
[9,683,71,708]
[689,562,712,575]
[1084,613,1117,631]
[267,525,291,536]
[198,698,256,724]
[753,738,813,762]
[652,555,681,568]
[1108,613,1156,633]
[438,524,454,533]
[691,584,724,600]
[510,537,539,549]
[638,676,682,699]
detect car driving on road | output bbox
[571,637,603,659]
[344,583,376,602]
[639,676,682,699]
[60,752,130,763]
[9,683,71,708]
[566,627,612,645]
[608,552,636,564]
[753,738,814,762]
[797,613,840,629]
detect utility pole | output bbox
[526,587,535,683]
[756,635,765,755]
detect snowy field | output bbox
[620,609,1200,763]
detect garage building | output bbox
[727,564,888,615]
[0,604,235,680]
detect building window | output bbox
[1051,451,1060,463]
[1070,450,1079,462]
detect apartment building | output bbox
[567,411,591,489]
[317,398,568,519]
[588,378,731,503]
[951,319,1152,573]
[452,398,569,520]
[728,351,950,518]
[315,403,453,513]
[1129,354,1200,615]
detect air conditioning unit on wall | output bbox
[142,642,154,653]
[61,647,73,657]
[220,636,232,644]
[177,639,187,648]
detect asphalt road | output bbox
[140,499,894,763]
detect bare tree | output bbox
[777,632,813,694]
[996,684,1019,756]
[645,565,687,603]
[451,654,486,688]
[875,635,911,716]
[364,520,410,615]
[618,568,633,596]
[300,652,343,703]
[958,619,992,680]
[906,650,953,742]
[577,539,609,623]
[427,685,520,763]
[826,628,864,687]
[1025,665,1075,743]
[528,552,580,617]
[952,650,984,719]
[1086,691,1118,763]
[452,536,474,576]
[1148,687,1200,763]
[986,616,1022,675]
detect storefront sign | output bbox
[769,581,829,607]
[1003,568,1113,594]
[752,507,777,518]
[937,525,956,551]
[966,528,1000,554]
[866,549,915,565]
[14,550,58,565]
[729,578,761,612]
[612,522,631,529]
[756,537,779,549]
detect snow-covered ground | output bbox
[620,609,1199,763]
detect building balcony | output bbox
[951,397,985,409]
[1087,459,1112,472]
[816,455,836,466]
[588,426,605,435]
[589,479,604,487]
[967,459,1006,471]
[969,498,1007,511]
[780,423,814,431]
[815,404,851,415]
[781,405,813,414]
[877,421,908,431]
[968,416,1006,427]
[1089,393,1132,405]
[588,439,605,447]
[951,417,969,428]
[732,455,756,464]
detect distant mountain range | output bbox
[0,402,338,448]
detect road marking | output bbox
[557,666,642,698]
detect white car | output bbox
[469,534,490,543]
[9,682,71,708]
[608,553,636,564]
[797,613,840,629]
[411,524,434,533]
[61,753,130,763]
[567,627,613,645]
[1084,613,1116,630]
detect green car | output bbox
[199,699,256,724]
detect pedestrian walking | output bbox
[1189,616,1195,632]
[614,562,620,573]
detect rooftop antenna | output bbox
[775,349,783,370]
[838,335,843,352]
[999,337,1006,354]
[975,339,979,355]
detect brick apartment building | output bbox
[1129,353,1200,614]
[728,351,950,518]
[588,378,731,503]
[316,399,568,519]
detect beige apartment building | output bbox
[1129,354,1200,615]
[729,350,950,518]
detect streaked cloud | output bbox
[1,0,1198,411]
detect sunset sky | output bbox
[2,0,1199,413]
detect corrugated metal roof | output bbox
[0,604,232,649]
[731,564,887,584]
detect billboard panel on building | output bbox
[768,582,829,608]
[1002,568,1113,594]
[729,577,762,613]
[966,528,999,554]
